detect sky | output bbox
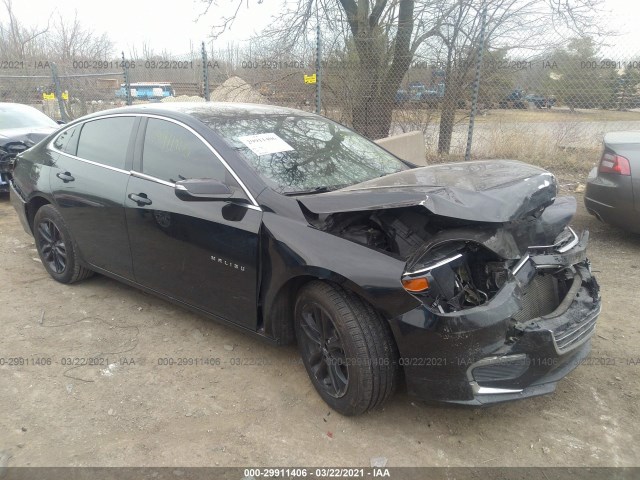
[9,0,640,59]
[10,0,275,55]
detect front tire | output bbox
[33,205,93,284]
[295,281,398,416]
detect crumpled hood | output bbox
[0,126,57,148]
[298,160,557,223]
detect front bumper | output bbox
[389,231,601,405]
[0,152,16,193]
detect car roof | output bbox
[604,131,640,146]
[80,102,316,122]
[0,102,46,112]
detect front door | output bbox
[124,117,261,329]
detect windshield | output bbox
[202,114,408,194]
[0,104,58,130]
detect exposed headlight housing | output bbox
[401,241,510,314]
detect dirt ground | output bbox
[0,191,638,468]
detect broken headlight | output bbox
[401,241,510,314]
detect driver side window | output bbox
[142,118,230,184]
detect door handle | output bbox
[56,172,75,183]
[128,193,152,207]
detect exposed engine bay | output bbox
[304,201,579,315]
[296,160,582,315]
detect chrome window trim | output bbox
[130,170,174,187]
[48,112,261,210]
[52,150,130,175]
[130,170,262,212]
[48,114,137,174]
[139,114,260,208]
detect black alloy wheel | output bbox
[294,281,398,416]
[298,301,349,398]
[37,219,67,274]
[33,204,93,284]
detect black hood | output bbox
[0,126,57,148]
[298,160,557,223]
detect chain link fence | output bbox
[3,23,640,188]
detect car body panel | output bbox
[258,209,419,324]
[47,116,139,279]
[0,126,58,146]
[585,131,640,232]
[390,234,600,404]
[124,174,262,328]
[0,103,59,192]
[298,160,556,223]
[9,102,601,407]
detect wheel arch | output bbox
[263,267,392,346]
[26,194,52,233]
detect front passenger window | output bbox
[142,118,229,184]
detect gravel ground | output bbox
[0,192,638,468]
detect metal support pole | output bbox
[122,51,132,106]
[464,6,487,162]
[50,63,68,123]
[202,41,210,101]
[315,23,322,114]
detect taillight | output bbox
[599,152,631,176]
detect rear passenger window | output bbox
[76,117,135,169]
[53,125,80,155]
[142,118,227,184]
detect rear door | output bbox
[50,116,138,279]
[124,116,262,329]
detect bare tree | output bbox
[199,0,606,143]
[200,0,458,139]
[0,0,49,58]
[431,0,608,154]
[0,2,113,61]
[49,12,113,61]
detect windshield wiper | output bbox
[282,186,331,196]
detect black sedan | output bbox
[10,103,601,415]
[0,102,59,192]
[585,131,640,233]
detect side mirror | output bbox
[175,178,232,201]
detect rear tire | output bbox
[295,281,398,416]
[33,205,93,284]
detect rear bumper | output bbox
[585,170,640,233]
[390,234,601,405]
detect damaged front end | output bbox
[298,161,601,405]
[1,142,31,193]
[394,225,600,405]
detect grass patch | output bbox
[425,125,600,189]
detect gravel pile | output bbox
[210,76,265,104]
